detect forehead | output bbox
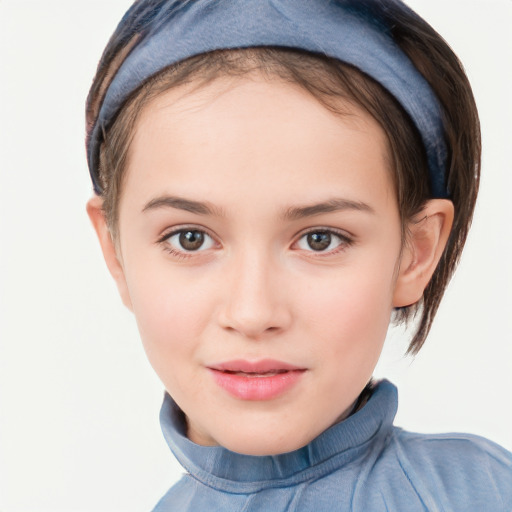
[121,75,395,216]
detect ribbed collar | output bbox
[159,380,398,494]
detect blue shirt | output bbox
[153,380,512,511]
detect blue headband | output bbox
[88,0,448,197]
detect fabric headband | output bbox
[87,0,448,198]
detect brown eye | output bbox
[179,230,205,251]
[296,230,349,253]
[307,232,332,251]
[164,229,215,252]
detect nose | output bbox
[218,250,292,339]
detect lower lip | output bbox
[209,369,305,400]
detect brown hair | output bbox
[87,14,480,354]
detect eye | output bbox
[164,229,215,252]
[295,230,350,252]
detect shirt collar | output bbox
[159,380,398,493]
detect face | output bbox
[115,76,404,455]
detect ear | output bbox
[393,199,454,308]
[86,196,133,311]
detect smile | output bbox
[207,360,306,401]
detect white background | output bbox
[0,1,511,510]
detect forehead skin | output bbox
[119,75,396,233]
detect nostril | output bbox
[222,323,281,337]
[217,265,292,337]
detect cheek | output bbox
[123,260,213,370]
[298,264,395,363]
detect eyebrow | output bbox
[283,198,375,220]
[142,195,374,219]
[142,196,224,216]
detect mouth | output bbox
[207,359,306,401]
[220,369,292,377]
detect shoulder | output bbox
[392,428,512,473]
[393,427,511,458]
[383,427,512,510]
[152,475,197,512]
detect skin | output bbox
[88,75,453,456]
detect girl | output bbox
[85,0,512,510]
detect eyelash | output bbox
[157,226,217,260]
[294,228,354,256]
[157,226,354,259]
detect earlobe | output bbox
[393,199,454,308]
[86,196,133,311]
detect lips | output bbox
[207,359,306,400]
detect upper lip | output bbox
[208,359,304,373]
